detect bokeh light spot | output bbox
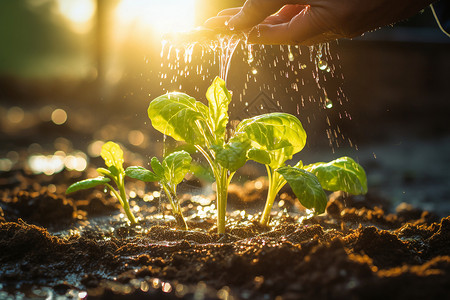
[7,107,24,124]
[128,130,145,146]
[51,109,68,125]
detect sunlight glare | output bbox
[56,0,95,33]
[116,0,196,35]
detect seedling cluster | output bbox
[67,77,367,233]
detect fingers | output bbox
[247,8,326,45]
[276,5,307,20]
[204,15,232,29]
[217,7,242,16]
[228,0,312,30]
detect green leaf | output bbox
[96,167,111,177]
[125,166,160,182]
[162,150,192,185]
[108,165,120,177]
[236,113,306,168]
[293,160,303,169]
[148,92,207,145]
[212,134,251,172]
[304,156,368,195]
[151,157,165,178]
[277,166,328,214]
[66,177,110,194]
[247,149,271,165]
[206,77,232,144]
[101,141,124,173]
[190,162,214,182]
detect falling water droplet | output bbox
[254,25,261,37]
[287,45,294,61]
[288,52,294,62]
[300,64,307,70]
[325,98,333,109]
[247,44,254,63]
[326,66,331,73]
[248,53,254,63]
[251,68,258,75]
[318,60,328,71]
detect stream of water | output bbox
[159,30,355,155]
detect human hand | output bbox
[204,0,436,45]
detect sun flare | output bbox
[115,0,197,35]
[56,0,95,33]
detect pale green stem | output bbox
[162,184,188,230]
[104,183,124,207]
[114,174,137,225]
[260,166,286,226]
[195,145,232,234]
[215,166,229,234]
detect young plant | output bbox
[125,150,191,230]
[66,141,137,225]
[148,77,250,234]
[148,77,367,232]
[236,113,368,226]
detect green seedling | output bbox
[125,150,191,230]
[236,113,367,225]
[66,141,137,225]
[148,77,368,232]
[148,77,251,234]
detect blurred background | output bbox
[1,0,449,214]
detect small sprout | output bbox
[148,77,245,234]
[148,77,368,232]
[66,141,137,225]
[126,150,192,230]
[237,114,367,225]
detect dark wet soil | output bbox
[0,170,449,300]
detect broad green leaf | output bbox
[162,150,192,185]
[236,113,307,168]
[212,134,251,172]
[125,166,160,182]
[247,148,271,165]
[205,77,232,144]
[101,141,124,173]
[66,177,110,194]
[277,166,328,214]
[151,157,165,179]
[304,157,368,195]
[148,92,207,145]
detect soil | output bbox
[0,170,449,300]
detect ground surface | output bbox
[0,169,449,300]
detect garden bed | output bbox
[1,169,449,299]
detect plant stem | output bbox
[162,184,188,230]
[116,175,137,225]
[260,166,286,226]
[195,145,233,234]
[215,166,229,234]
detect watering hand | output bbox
[204,0,436,45]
